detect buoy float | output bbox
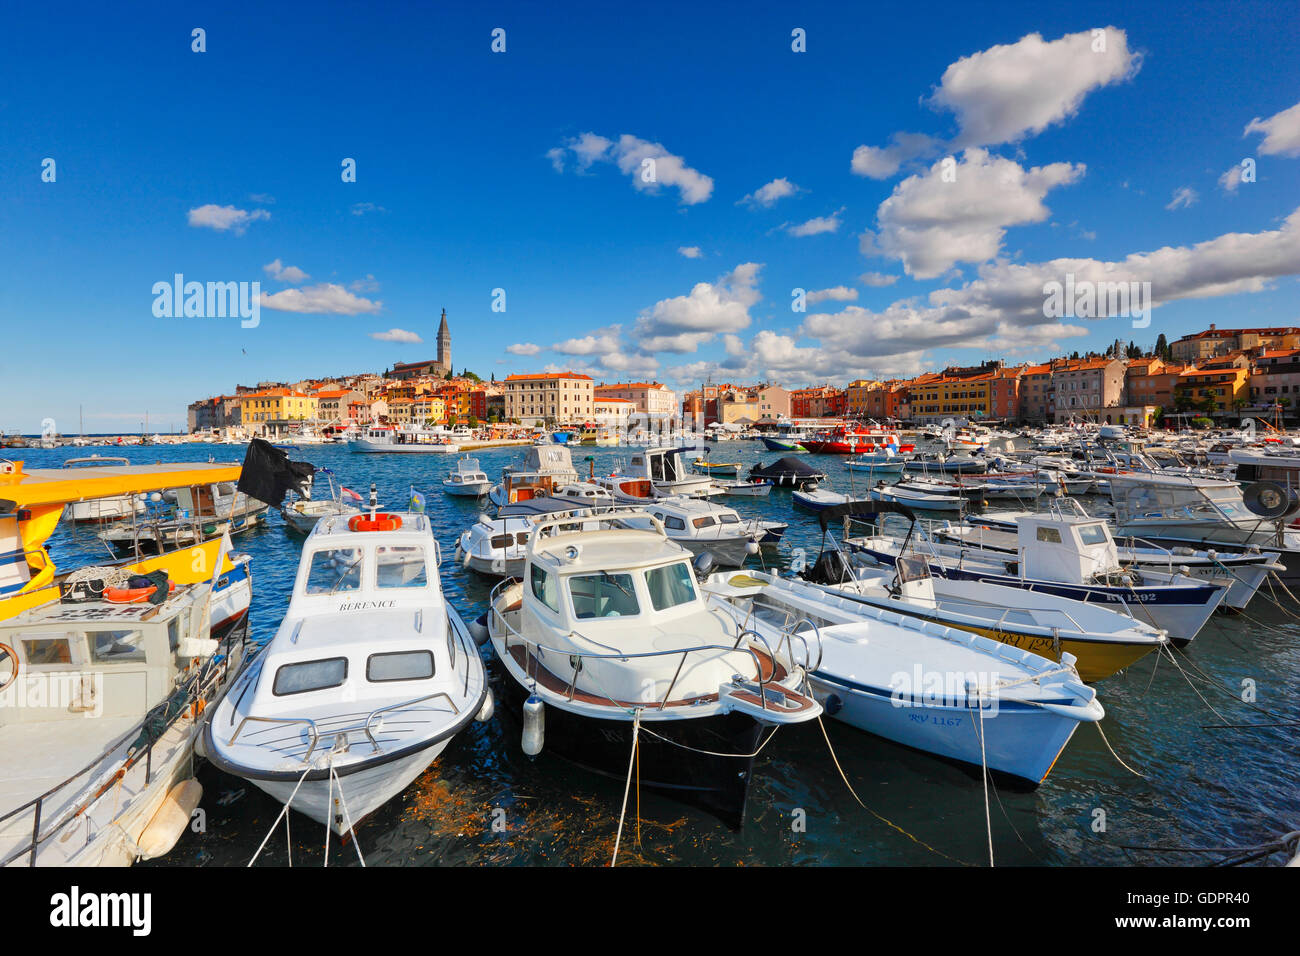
[104,581,176,604]
[135,778,203,860]
[522,694,545,756]
[348,513,402,532]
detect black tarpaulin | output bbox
[236,438,316,506]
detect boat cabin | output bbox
[1015,514,1119,583]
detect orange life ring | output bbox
[348,513,403,532]
[104,581,177,604]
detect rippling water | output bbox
[18,441,1300,866]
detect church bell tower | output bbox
[437,308,451,373]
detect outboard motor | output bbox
[692,551,716,578]
[802,549,852,585]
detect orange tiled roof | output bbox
[504,372,594,381]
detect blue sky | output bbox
[2,0,1298,432]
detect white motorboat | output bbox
[624,447,715,498]
[484,510,821,827]
[870,481,963,511]
[786,503,1167,682]
[443,456,491,497]
[792,486,873,512]
[634,496,781,567]
[348,425,460,454]
[550,482,617,509]
[280,469,360,535]
[1109,472,1300,585]
[702,568,1104,786]
[457,498,602,578]
[850,508,1227,645]
[962,504,1284,611]
[61,456,147,523]
[204,495,489,836]
[713,478,774,497]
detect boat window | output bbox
[1077,524,1109,546]
[20,636,73,666]
[516,533,529,546]
[274,657,349,695]
[168,615,185,652]
[718,513,740,525]
[1036,527,1062,544]
[646,562,697,611]
[89,629,147,664]
[570,572,639,619]
[529,564,560,613]
[663,516,686,531]
[305,548,364,594]
[376,546,428,589]
[490,534,515,549]
[367,650,435,682]
[691,516,717,529]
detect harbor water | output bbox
[19,442,1300,866]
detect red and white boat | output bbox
[803,425,914,455]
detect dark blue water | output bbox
[16,442,1300,866]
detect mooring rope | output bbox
[815,715,973,866]
[610,710,641,867]
[248,762,314,867]
[331,764,366,867]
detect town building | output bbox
[503,371,595,425]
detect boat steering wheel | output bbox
[0,642,16,694]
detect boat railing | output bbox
[529,508,665,542]
[490,595,786,714]
[0,625,247,867]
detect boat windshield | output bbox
[646,562,696,611]
[570,571,639,619]
[306,547,363,594]
[375,546,429,588]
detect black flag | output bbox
[237,438,316,506]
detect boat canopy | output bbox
[815,499,918,531]
[750,456,826,479]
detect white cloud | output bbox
[549,132,714,204]
[553,328,623,356]
[739,177,801,207]
[788,209,844,237]
[370,328,422,343]
[506,342,542,356]
[260,283,382,315]
[860,271,900,287]
[1245,101,1300,157]
[873,149,1085,278]
[351,202,387,215]
[349,274,380,293]
[850,133,940,179]
[187,204,270,234]
[681,206,1300,386]
[1166,186,1198,210]
[599,350,660,375]
[805,286,859,305]
[633,262,763,352]
[678,246,703,258]
[1219,165,1245,193]
[263,259,310,283]
[930,27,1141,147]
